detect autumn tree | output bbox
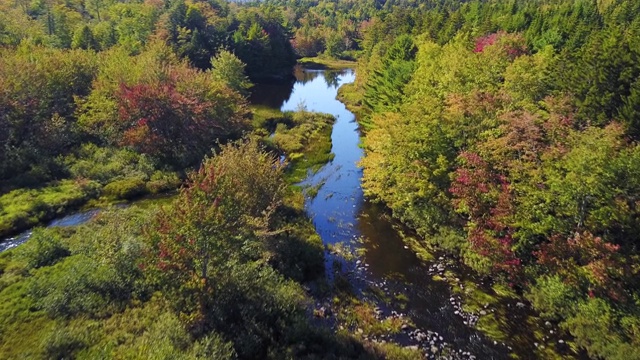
[144,139,287,332]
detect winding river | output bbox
[253,69,521,359]
[2,66,570,359]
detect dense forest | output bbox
[1,0,640,358]
[346,0,640,358]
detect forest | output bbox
[1,0,640,358]
[348,0,640,359]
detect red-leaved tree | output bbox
[115,69,249,168]
[450,152,521,278]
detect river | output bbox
[2,66,569,359]
[253,68,524,359]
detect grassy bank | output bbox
[298,56,357,70]
[337,82,370,129]
[0,172,181,239]
[252,106,336,183]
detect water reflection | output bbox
[249,81,295,109]
[250,66,349,109]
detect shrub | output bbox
[103,178,147,200]
[17,228,70,270]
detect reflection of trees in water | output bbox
[250,68,352,109]
[249,80,295,109]
[293,66,322,84]
[294,66,348,88]
[323,70,344,89]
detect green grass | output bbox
[251,105,286,133]
[298,57,357,70]
[337,83,369,127]
[267,111,335,183]
[0,180,101,237]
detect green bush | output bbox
[527,275,579,321]
[146,171,181,194]
[29,255,124,318]
[17,228,70,270]
[103,178,147,200]
[65,143,156,184]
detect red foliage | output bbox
[115,71,248,167]
[474,32,528,60]
[451,152,521,277]
[536,232,626,301]
[474,33,500,53]
[117,80,218,157]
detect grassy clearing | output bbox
[298,57,357,70]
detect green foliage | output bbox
[0,180,100,237]
[78,43,250,168]
[29,254,121,318]
[17,228,70,270]
[363,35,417,114]
[527,275,579,321]
[71,25,99,50]
[349,0,640,357]
[210,49,252,95]
[0,46,98,181]
[103,178,147,200]
[65,143,156,184]
[269,111,336,182]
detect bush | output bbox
[17,228,70,270]
[103,178,147,200]
[145,171,181,194]
[29,255,123,318]
[65,143,156,184]
[527,275,579,321]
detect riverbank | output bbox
[298,57,357,69]
[336,70,581,360]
